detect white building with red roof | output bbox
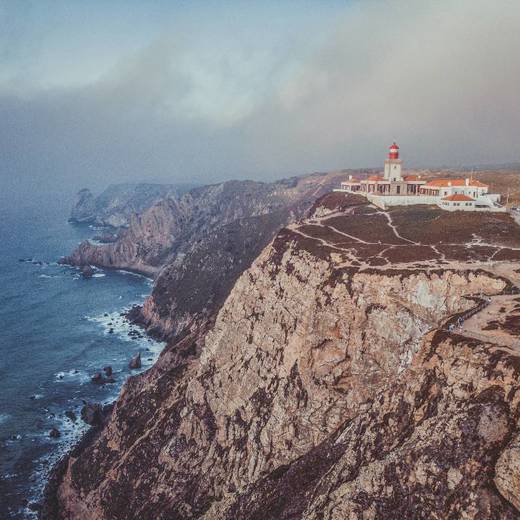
[337,143,503,212]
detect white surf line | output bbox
[375,211,419,245]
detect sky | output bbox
[1,0,520,199]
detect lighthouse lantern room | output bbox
[384,142,402,181]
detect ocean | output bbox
[0,195,164,518]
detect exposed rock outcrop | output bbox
[80,403,104,427]
[70,189,96,223]
[69,183,193,228]
[50,193,520,519]
[65,173,350,336]
[496,433,520,512]
[128,353,141,370]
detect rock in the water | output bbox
[103,366,112,377]
[64,410,77,422]
[80,403,103,426]
[49,428,61,439]
[91,372,114,385]
[80,265,95,278]
[90,373,103,384]
[128,352,141,369]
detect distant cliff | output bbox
[64,173,349,334]
[48,192,520,519]
[69,183,194,228]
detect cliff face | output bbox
[69,183,190,228]
[217,330,520,519]
[67,198,185,276]
[52,193,520,519]
[70,188,96,223]
[65,174,349,336]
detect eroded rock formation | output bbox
[46,193,520,519]
[69,183,190,228]
[65,174,349,336]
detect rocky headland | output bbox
[44,189,520,519]
[63,173,350,335]
[69,183,194,228]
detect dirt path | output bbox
[375,211,420,245]
[458,294,520,350]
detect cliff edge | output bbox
[48,193,520,519]
[64,173,349,335]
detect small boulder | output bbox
[49,428,61,438]
[129,352,141,370]
[91,372,115,385]
[65,410,77,422]
[91,372,104,384]
[103,366,113,377]
[80,265,95,278]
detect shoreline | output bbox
[59,257,159,280]
[35,303,162,519]
[40,407,112,520]
[15,263,164,519]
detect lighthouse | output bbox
[384,142,402,181]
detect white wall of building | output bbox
[367,194,439,209]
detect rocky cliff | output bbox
[47,193,520,519]
[69,183,193,228]
[65,173,349,335]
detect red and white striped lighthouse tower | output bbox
[384,141,402,181]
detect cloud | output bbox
[1,0,520,197]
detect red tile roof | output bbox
[366,175,385,182]
[442,194,475,202]
[403,175,423,182]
